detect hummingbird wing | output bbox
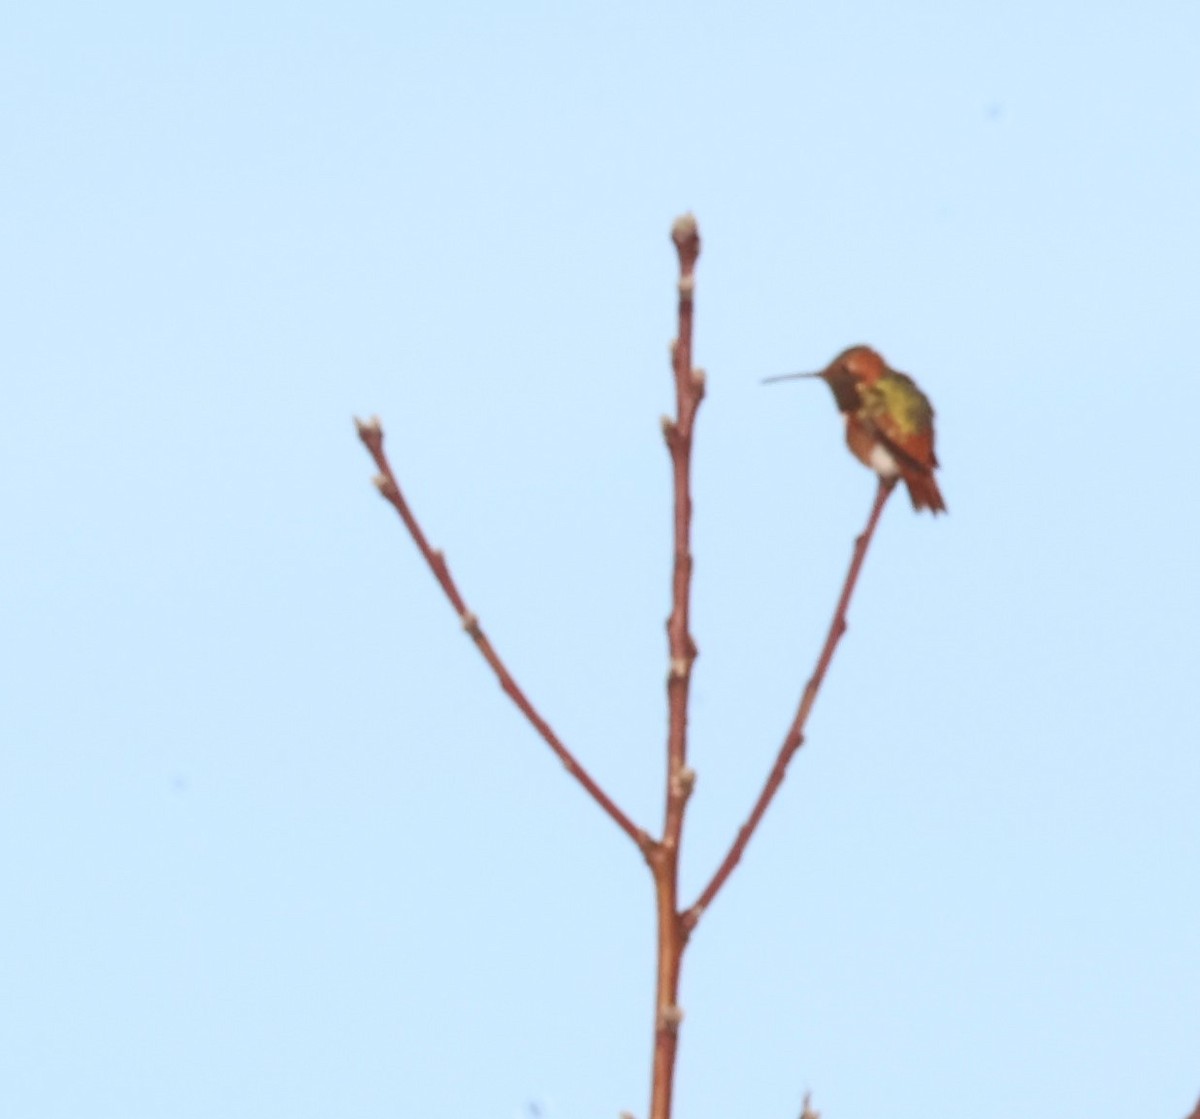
[861,373,939,472]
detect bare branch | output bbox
[683,477,896,931]
[647,212,704,1119]
[664,212,705,826]
[355,415,651,856]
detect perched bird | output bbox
[764,345,946,514]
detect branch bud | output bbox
[672,766,696,800]
[670,212,701,271]
[657,1004,684,1033]
[670,212,697,243]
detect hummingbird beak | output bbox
[761,371,822,385]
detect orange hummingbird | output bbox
[764,346,946,514]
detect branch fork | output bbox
[357,215,898,1119]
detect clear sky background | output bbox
[3,2,1199,1118]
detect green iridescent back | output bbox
[862,371,934,436]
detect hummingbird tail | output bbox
[903,469,947,515]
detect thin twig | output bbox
[355,415,651,856]
[646,212,705,1119]
[683,477,896,931]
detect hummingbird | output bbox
[764,346,946,514]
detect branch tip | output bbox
[670,213,699,259]
[670,212,697,241]
[670,213,700,273]
[800,1091,821,1119]
[354,414,382,438]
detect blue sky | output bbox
[3,2,1199,1117]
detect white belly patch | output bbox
[868,442,900,478]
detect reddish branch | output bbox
[359,216,907,1119]
[683,477,896,931]
[645,213,705,1119]
[354,416,651,855]
[353,219,1189,1119]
